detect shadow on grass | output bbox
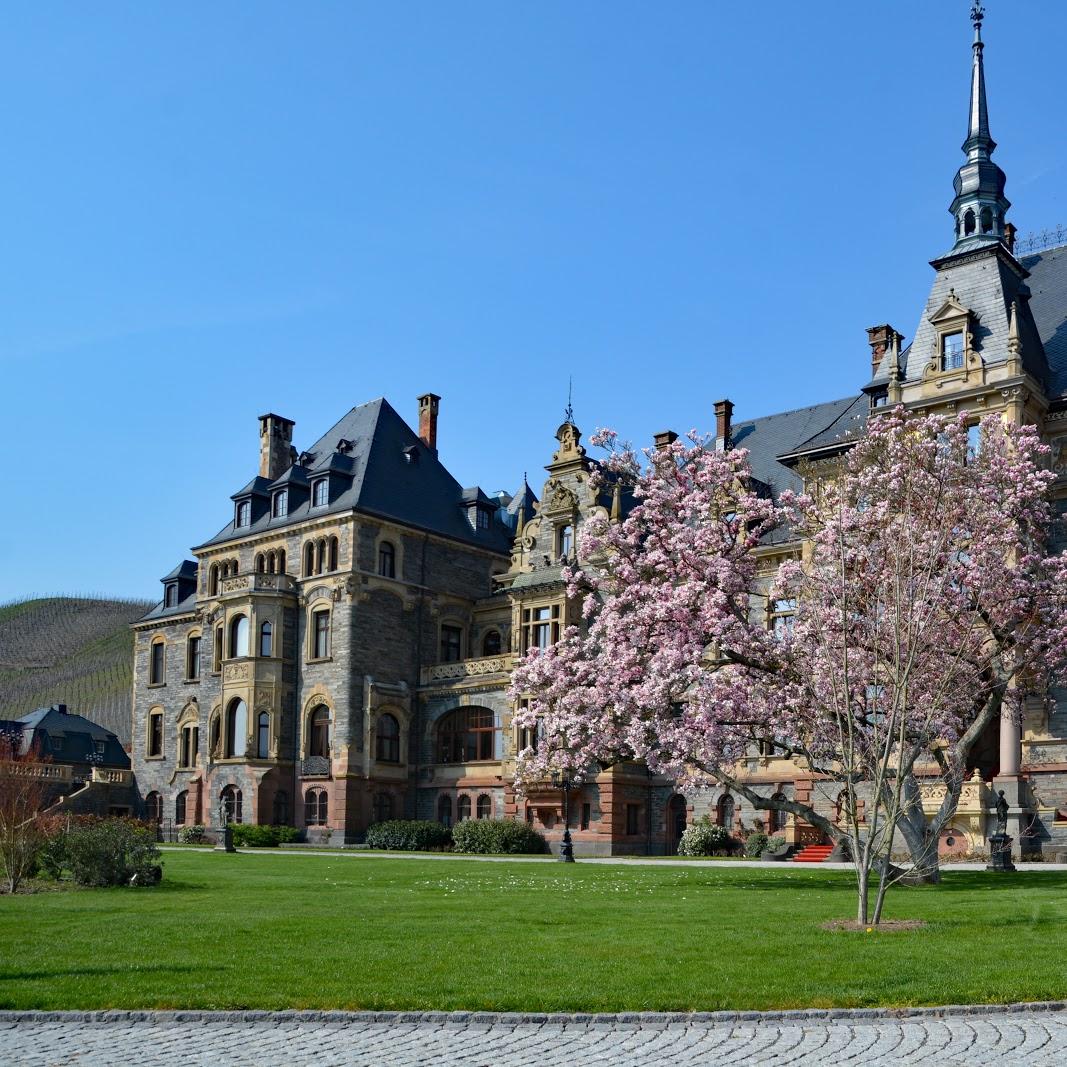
[0,963,224,982]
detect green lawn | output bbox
[1,851,1064,1012]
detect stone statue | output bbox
[995,789,1009,835]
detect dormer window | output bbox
[272,489,288,518]
[312,479,328,508]
[235,500,251,527]
[476,509,490,530]
[164,584,178,608]
[941,332,964,371]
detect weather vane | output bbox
[971,2,984,28]
[564,376,574,425]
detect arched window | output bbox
[255,553,266,573]
[266,551,275,574]
[964,208,976,235]
[209,564,220,597]
[457,795,472,822]
[768,792,788,832]
[437,794,452,827]
[372,792,393,824]
[179,718,199,769]
[378,541,396,578]
[259,621,273,658]
[213,625,223,672]
[256,711,270,759]
[316,539,326,574]
[272,790,289,826]
[476,794,492,819]
[278,549,286,575]
[145,791,163,824]
[225,698,247,758]
[185,633,201,681]
[558,524,574,558]
[229,614,249,658]
[305,788,328,825]
[303,542,315,576]
[716,793,735,830]
[221,785,243,824]
[308,705,330,758]
[175,790,188,825]
[481,630,502,657]
[980,206,993,233]
[436,708,499,763]
[376,714,400,763]
[149,639,165,685]
[328,537,339,572]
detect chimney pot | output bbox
[418,393,441,453]
[1004,221,1017,254]
[713,399,734,450]
[865,325,900,377]
[653,430,678,452]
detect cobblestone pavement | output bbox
[3,1007,1067,1066]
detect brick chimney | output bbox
[866,325,901,377]
[258,413,295,481]
[714,399,734,451]
[653,430,678,452]
[1004,221,1017,255]
[418,393,441,453]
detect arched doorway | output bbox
[667,795,688,854]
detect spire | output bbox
[948,3,1010,254]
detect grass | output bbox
[1,851,1065,1012]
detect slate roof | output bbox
[197,398,513,556]
[15,704,130,769]
[140,590,197,622]
[1021,243,1067,397]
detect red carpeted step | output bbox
[791,844,835,863]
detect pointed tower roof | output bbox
[947,3,1010,255]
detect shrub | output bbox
[178,825,208,845]
[764,835,786,854]
[229,824,302,848]
[45,818,162,886]
[744,832,769,858]
[676,817,730,856]
[364,820,452,851]
[451,818,548,855]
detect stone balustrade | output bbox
[0,761,72,781]
[91,767,133,786]
[421,655,515,685]
[219,572,296,597]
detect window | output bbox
[482,630,502,657]
[255,553,265,573]
[221,785,243,824]
[175,790,188,825]
[328,537,338,572]
[147,711,164,758]
[981,206,993,233]
[771,598,796,638]
[476,508,490,530]
[311,609,330,659]
[457,795,472,822]
[257,711,270,759]
[476,794,492,819]
[149,640,165,685]
[278,549,286,574]
[186,634,200,681]
[769,792,788,832]
[209,710,221,760]
[941,331,964,371]
[209,564,220,597]
[273,489,288,518]
[372,792,393,824]
[179,722,198,768]
[967,423,981,460]
[625,803,641,836]
[440,624,463,663]
[259,620,273,658]
[308,705,330,758]
[305,787,328,826]
[229,614,249,658]
[581,803,591,830]
[522,604,561,652]
[145,792,163,824]
[378,541,396,579]
[213,625,223,672]
[303,542,315,576]
[272,790,289,825]
[312,479,328,507]
[376,713,400,763]
[437,795,452,827]
[558,524,574,558]
[436,707,499,763]
[964,208,976,236]
[236,500,251,527]
[716,793,735,829]
[224,699,247,758]
[164,584,177,608]
[316,539,326,574]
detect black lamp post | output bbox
[551,770,576,863]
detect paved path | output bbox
[4,1006,1067,1066]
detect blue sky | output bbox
[2,2,1065,603]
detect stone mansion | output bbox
[132,10,1067,856]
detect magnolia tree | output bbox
[510,409,1067,923]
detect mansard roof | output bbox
[198,397,512,556]
[15,704,130,769]
[1021,243,1067,397]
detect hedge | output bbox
[229,824,302,848]
[364,820,452,851]
[451,818,548,855]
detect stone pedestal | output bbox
[993,777,1030,859]
[214,824,236,853]
[987,833,1016,872]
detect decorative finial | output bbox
[970,2,984,25]
[564,376,574,425]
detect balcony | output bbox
[219,572,296,597]
[91,767,133,786]
[420,654,515,685]
[0,761,72,782]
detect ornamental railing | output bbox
[420,655,515,685]
[1016,225,1067,257]
[299,756,331,778]
[219,573,296,597]
[0,761,72,782]
[91,767,133,786]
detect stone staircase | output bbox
[791,843,834,863]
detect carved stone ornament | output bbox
[552,421,586,464]
[223,662,251,682]
[542,480,578,516]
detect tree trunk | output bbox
[856,861,869,925]
[896,774,942,884]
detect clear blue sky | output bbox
[2,2,1065,603]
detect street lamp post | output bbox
[551,771,576,863]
